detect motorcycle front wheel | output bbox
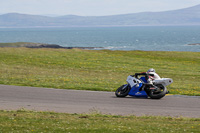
[115,84,130,97]
[147,84,167,99]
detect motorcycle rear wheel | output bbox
[115,85,130,97]
[147,84,167,99]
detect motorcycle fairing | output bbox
[128,83,148,98]
[140,77,147,83]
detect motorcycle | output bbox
[115,74,173,99]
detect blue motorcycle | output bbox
[115,73,173,99]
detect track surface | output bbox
[0,85,199,118]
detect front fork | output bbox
[121,84,129,91]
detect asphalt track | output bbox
[0,85,199,118]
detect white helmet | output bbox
[147,68,155,73]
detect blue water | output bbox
[0,26,200,52]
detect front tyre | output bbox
[115,84,130,97]
[147,84,167,99]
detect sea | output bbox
[0,26,200,52]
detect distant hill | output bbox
[0,4,200,27]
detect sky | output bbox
[1,0,200,16]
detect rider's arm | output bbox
[148,74,154,77]
[135,72,147,78]
[135,72,155,80]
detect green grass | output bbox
[0,110,199,133]
[0,47,199,95]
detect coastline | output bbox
[0,42,103,50]
[0,42,199,52]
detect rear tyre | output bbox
[115,85,130,97]
[147,84,167,99]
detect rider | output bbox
[147,68,160,79]
[135,68,160,84]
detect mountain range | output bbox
[0,4,200,27]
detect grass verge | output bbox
[0,47,199,95]
[0,110,199,133]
